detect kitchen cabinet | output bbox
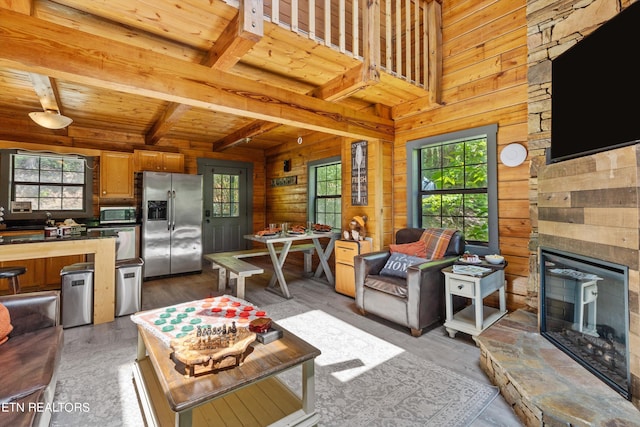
[134,150,184,173]
[335,239,372,297]
[100,151,134,199]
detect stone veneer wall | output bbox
[527,0,640,410]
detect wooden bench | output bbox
[204,243,316,299]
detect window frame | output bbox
[307,156,342,228]
[406,124,499,255]
[0,149,94,221]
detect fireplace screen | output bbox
[540,248,630,399]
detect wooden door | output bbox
[199,164,252,254]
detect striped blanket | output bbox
[419,228,458,260]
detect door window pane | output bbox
[212,173,240,218]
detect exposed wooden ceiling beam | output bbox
[0,9,394,141]
[145,0,264,145]
[212,62,381,151]
[211,120,281,151]
[311,63,379,102]
[0,0,31,15]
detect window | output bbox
[308,157,342,228]
[211,173,239,217]
[407,125,498,254]
[0,150,94,219]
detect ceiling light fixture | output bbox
[28,109,73,129]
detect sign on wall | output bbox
[351,141,368,206]
[271,176,297,187]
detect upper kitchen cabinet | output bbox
[134,150,184,173]
[100,151,134,199]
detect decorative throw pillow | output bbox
[419,228,458,260]
[380,253,428,278]
[0,302,13,345]
[389,241,428,258]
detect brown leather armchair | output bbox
[354,228,466,336]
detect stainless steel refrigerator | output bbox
[141,172,203,278]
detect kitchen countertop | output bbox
[0,229,117,245]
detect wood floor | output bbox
[139,257,523,426]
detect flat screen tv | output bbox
[550,1,640,163]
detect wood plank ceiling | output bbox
[0,0,433,151]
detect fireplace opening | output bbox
[540,247,630,400]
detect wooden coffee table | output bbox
[132,323,321,427]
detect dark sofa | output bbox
[0,291,64,427]
[354,228,466,336]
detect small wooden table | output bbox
[133,321,321,427]
[442,263,507,340]
[244,231,339,299]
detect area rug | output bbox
[50,327,144,427]
[49,299,498,426]
[265,299,499,427]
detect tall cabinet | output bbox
[335,239,372,297]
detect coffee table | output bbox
[132,321,321,426]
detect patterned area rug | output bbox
[266,299,499,427]
[50,299,498,426]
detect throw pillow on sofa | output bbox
[380,253,428,278]
[389,241,428,258]
[0,302,13,345]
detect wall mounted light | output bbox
[28,109,73,129]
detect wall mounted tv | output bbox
[550,1,640,163]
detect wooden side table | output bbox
[442,264,507,340]
[335,239,372,297]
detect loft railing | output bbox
[262,0,441,91]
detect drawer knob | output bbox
[458,285,464,290]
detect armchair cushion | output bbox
[380,253,428,278]
[420,228,458,259]
[389,241,428,257]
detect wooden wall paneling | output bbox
[392,0,529,313]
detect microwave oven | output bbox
[99,206,137,224]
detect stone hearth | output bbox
[476,310,640,426]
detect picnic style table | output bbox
[244,230,340,299]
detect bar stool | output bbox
[0,266,26,294]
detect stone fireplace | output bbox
[525,0,640,415]
[534,145,640,409]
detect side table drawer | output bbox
[449,277,475,298]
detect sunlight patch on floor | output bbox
[276,309,404,382]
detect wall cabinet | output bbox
[335,239,372,297]
[100,151,134,198]
[134,150,184,173]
